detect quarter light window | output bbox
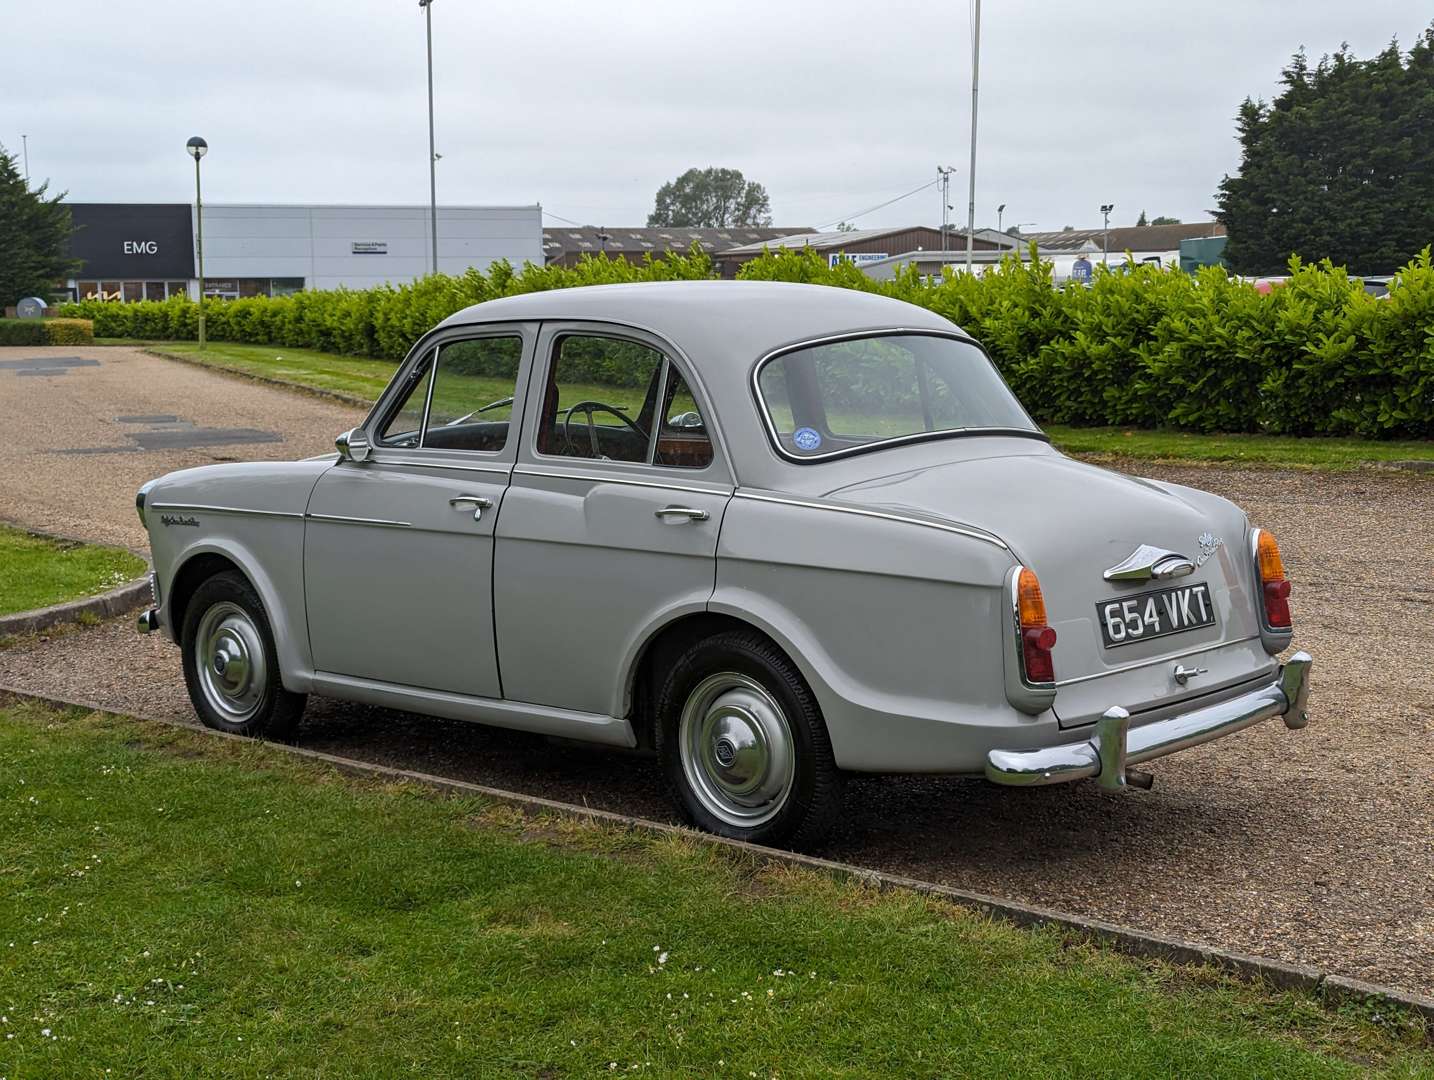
[756,334,1038,460]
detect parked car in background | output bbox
[135,282,1312,846]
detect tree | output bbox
[647,167,772,227]
[834,221,858,232]
[1136,210,1149,227]
[1217,27,1434,274]
[0,145,78,305]
[1151,215,1181,225]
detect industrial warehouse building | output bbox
[62,202,544,302]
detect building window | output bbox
[167,281,189,300]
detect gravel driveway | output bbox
[0,345,363,550]
[1,348,1431,996]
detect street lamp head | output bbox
[186,136,208,160]
[1099,203,1114,214]
[418,0,432,6]
[997,203,1007,214]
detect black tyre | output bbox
[656,630,842,848]
[180,570,306,740]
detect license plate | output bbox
[1097,582,1215,648]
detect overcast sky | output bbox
[4,1,1428,234]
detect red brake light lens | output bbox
[1255,530,1292,628]
[1016,567,1057,683]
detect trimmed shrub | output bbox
[0,318,44,345]
[53,245,1434,438]
[0,318,92,345]
[42,318,94,345]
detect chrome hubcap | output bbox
[679,672,795,828]
[194,601,266,721]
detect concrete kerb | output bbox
[138,346,374,409]
[1,679,1430,1032]
[0,521,151,638]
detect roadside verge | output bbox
[1,680,1429,1031]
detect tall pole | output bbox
[964,0,981,272]
[194,155,205,350]
[424,0,439,276]
[20,134,28,185]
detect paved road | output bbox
[0,345,363,550]
[1,346,1431,996]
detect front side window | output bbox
[755,334,1038,460]
[423,336,523,453]
[535,335,664,463]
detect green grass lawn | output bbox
[114,340,1434,470]
[0,526,146,617]
[1,701,1428,1078]
[1045,425,1434,470]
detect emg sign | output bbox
[123,240,159,255]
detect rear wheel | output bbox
[656,631,842,848]
[181,571,305,740]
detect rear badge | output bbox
[1196,531,1223,566]
[160,514,200,527]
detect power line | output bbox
[817,178,940,231]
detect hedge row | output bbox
[0,317,94,346]
[57,247,1434,437]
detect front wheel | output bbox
[656,631,842,848]
[180,571,306,740]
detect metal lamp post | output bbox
[1099,203,1114,265]
[996,203,1006,233]
[937,166,955,254]
[419,0,439,276]
[186,136,208,350]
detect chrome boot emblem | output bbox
[1103,544,1196,582]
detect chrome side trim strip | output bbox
[513,467,732,499]
[305,512,412,529]
[1053,634,1261,687]
[732,490,1008,550]
[148,503,303,520]
[368,456,512,477]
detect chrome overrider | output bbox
[985,651,1312,789]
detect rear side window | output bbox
[535,335,663,462]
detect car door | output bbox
[493,322,733,715]
[304,324,535,698]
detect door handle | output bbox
[449,494,494,521]
[654,506,709,522]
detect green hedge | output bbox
[56,247,1434,438]
[0,317,94,346]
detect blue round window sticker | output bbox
[793,427,822,452]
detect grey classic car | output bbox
[135,281,1312,845]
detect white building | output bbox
[63,202,544,302]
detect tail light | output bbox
[1254,529,1292,628]
[1016,566,1057,684]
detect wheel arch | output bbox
[164,539,312,690]
[622,609,819,751]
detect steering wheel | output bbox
[562,401,649,457]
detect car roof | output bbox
[435,280,964,362]
[435,280,977,491]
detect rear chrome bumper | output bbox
[985,651,1312,789]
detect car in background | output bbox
[135,282,1313,846]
